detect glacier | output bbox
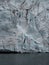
[0,0,49,52]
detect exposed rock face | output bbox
[0,0,49,52]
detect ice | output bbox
[0,0,49,52]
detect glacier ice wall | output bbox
[0,0,49,52]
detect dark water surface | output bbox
[0,53,49,65]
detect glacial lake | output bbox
[0,53,49,65]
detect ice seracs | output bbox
[0,0,49,52]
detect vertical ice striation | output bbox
[0,0,49,52]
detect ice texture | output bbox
[0,0,49,52]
